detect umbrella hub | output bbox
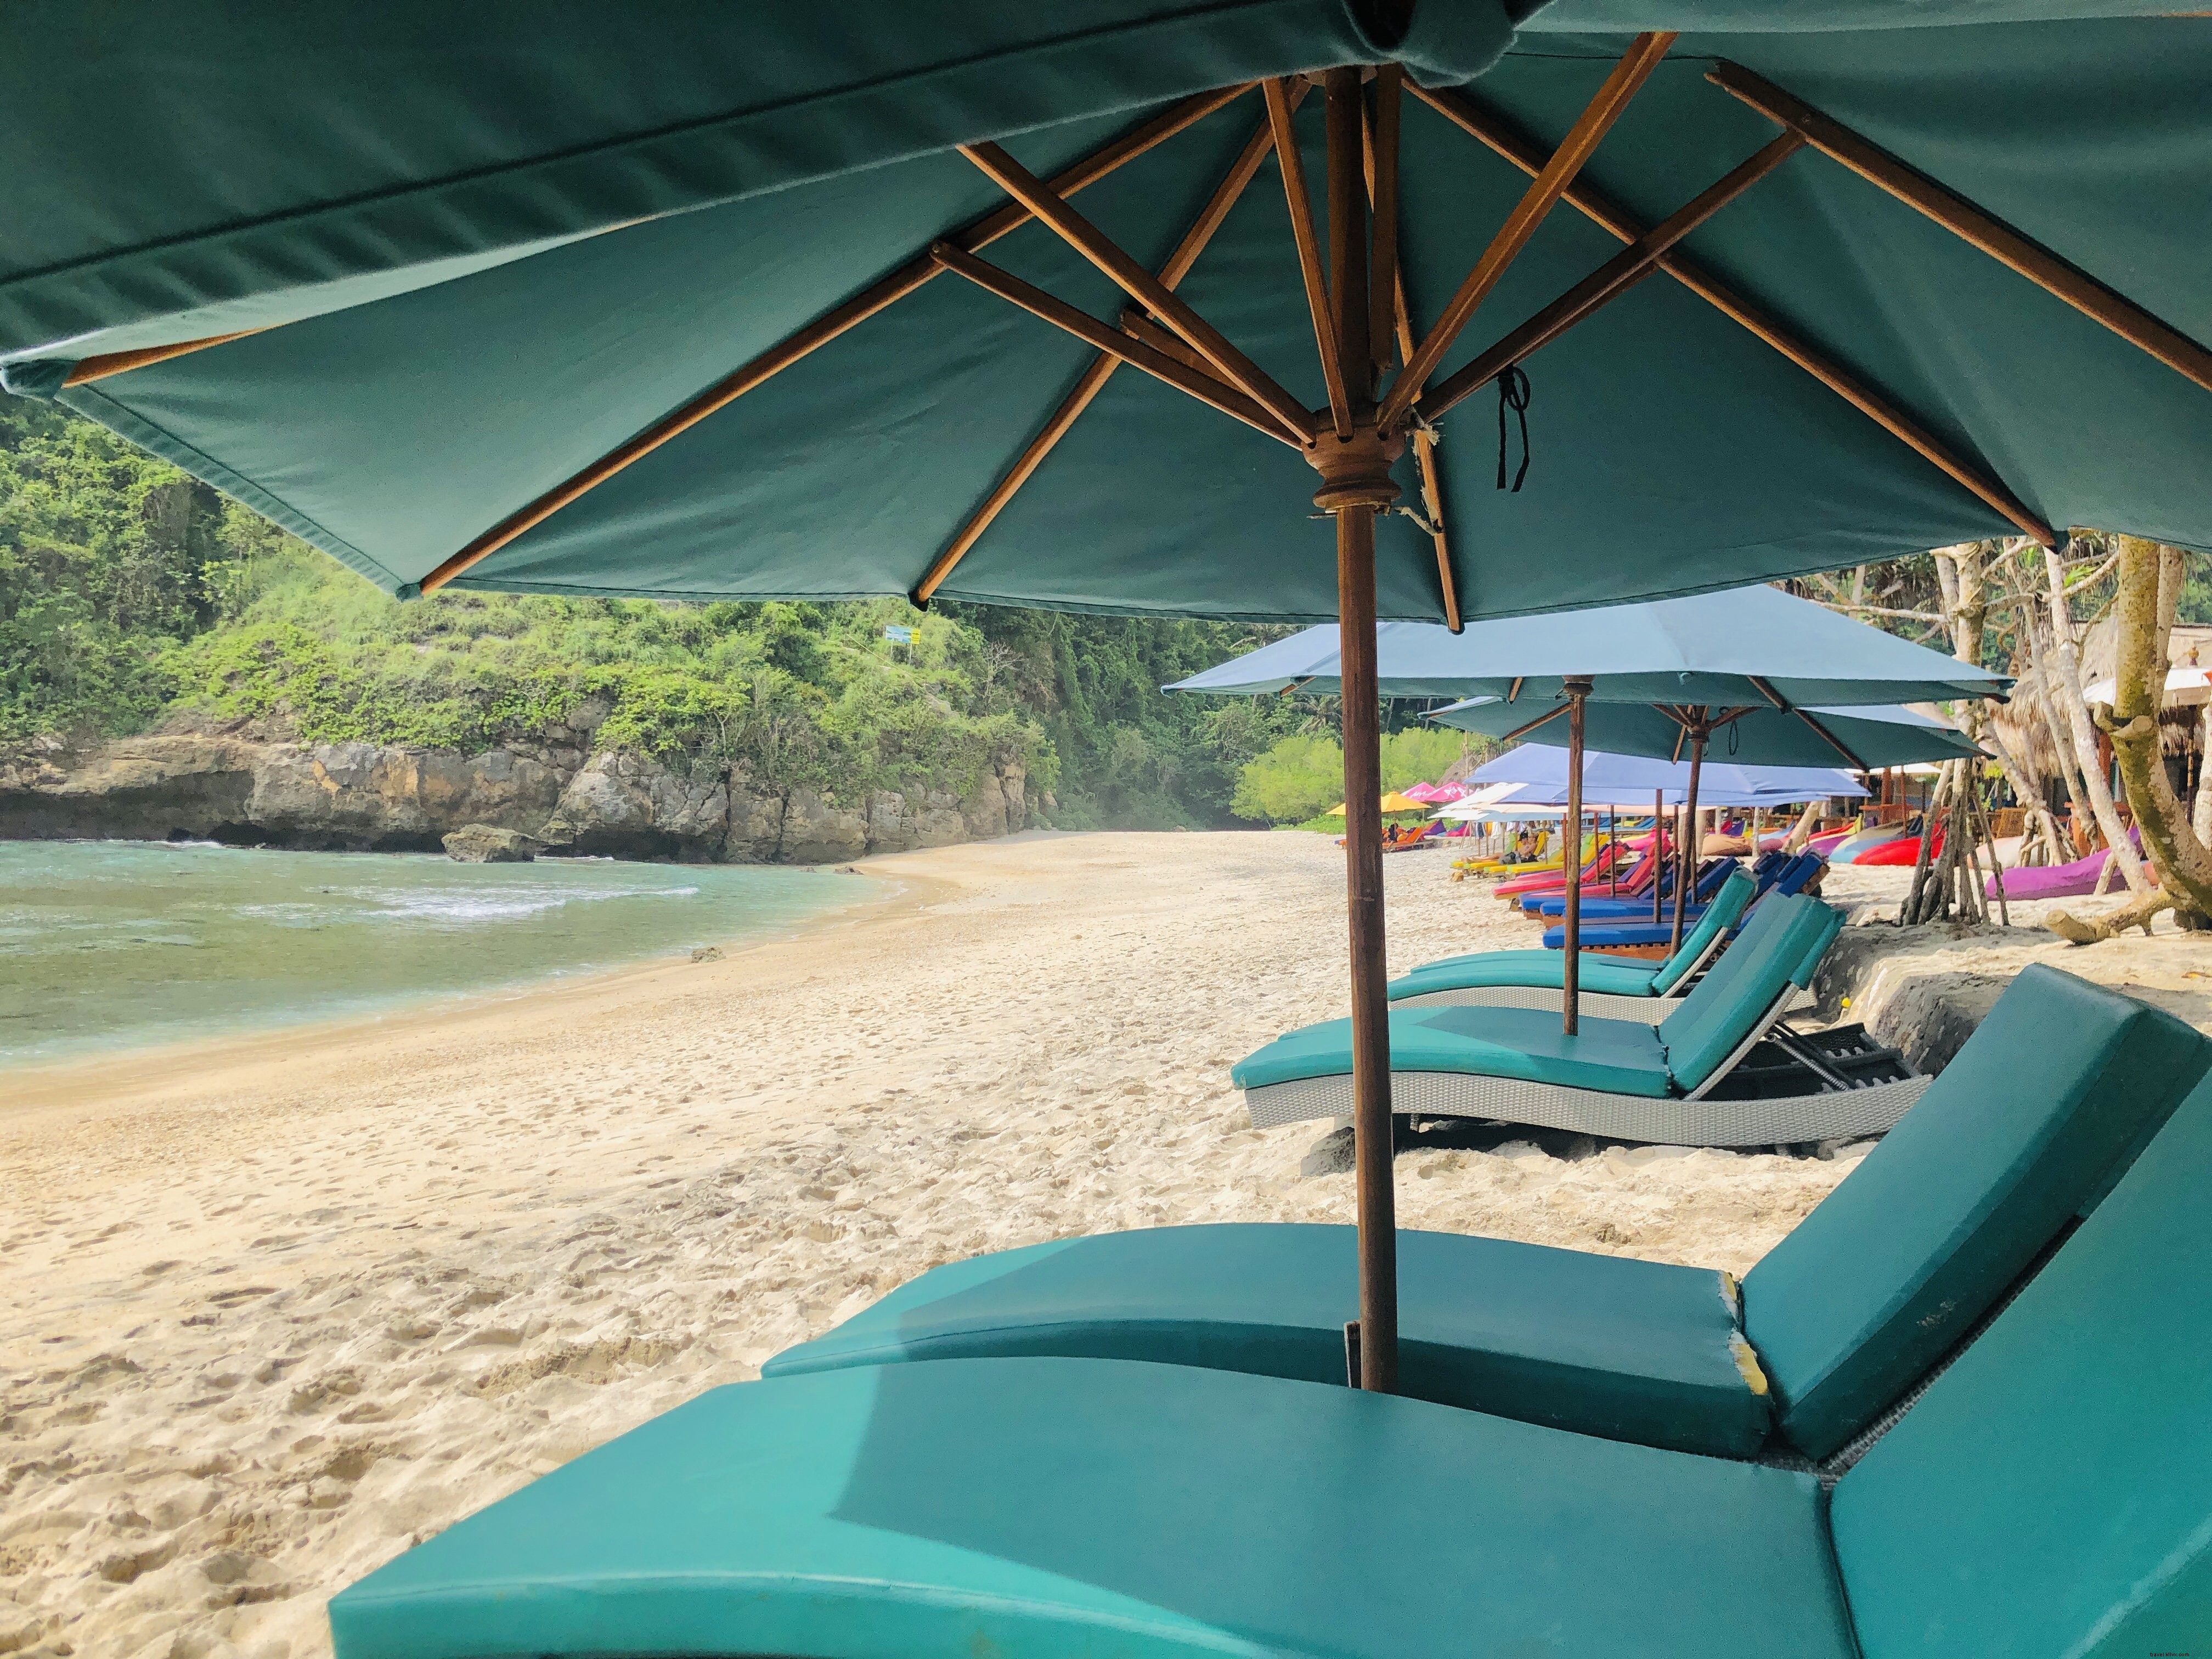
[1306,422,1405,514]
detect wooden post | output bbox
[1652,788,1667,926]
[1338,505,1396,1396]
[1312,65,1401,1396]
[1561,679,1592,1034]
[1672,728,1707,956]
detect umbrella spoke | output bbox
[1790,707,1871,770]
[929,244,1298,447]
[1116,309,1224,379]
[912,109,1282,605]
[1362,95,1460,630]
[1379,32,1675,432]
[958,140,1317,444]
[1406,81,2058,548]
[1496,702,1573,744]
[1711,61,2212,399]
[1365,67,1403,393]
[1264,79,1352,438]
[1419,132,1808,420]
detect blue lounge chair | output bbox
[1544,850,1824,951]
[1523,850,1762,917]
[329,1021,2212,1659]
[1239,896,1889,1147]
[764,965,2203,1458]
[1391,867,1759,1020]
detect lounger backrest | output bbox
[1647,870,1757,996]
[1827,1063,2212,1657]
[1656,896,1829,1090]
[1741,966,2209,1460]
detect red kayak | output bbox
[1854,826,1943,866]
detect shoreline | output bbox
[1,832,1869,1659]
[0,855,935,1122]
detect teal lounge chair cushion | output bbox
[1742,963,2211,1459]
[329,1358,1858,1659]
[1647,868,1758,995]
[1829,1068,2212,1658]
[764,1223,1774,1457]
[1387,949,1664,1001]
[1656,896,1838,1091]
[1233,1002,1674,1097]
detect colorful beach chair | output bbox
[1542,851,1825,951]
[1522,858,1743,924]
[328,980,2212,1659]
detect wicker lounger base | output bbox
[1390,985,1815,1024]
[1244,1070,1930,1147]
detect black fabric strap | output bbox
[1496,364,1531,492]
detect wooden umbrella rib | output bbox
[1404,82,2058,548]
[1379,31,1675,431]
[930,243,1298,447]
[65,329,265,386]
[1418,131,1806,421]
[414,83,1254,593]
[1118,309,1225,379]
[1365,67,1403,391]
[909,354,1120,606]
[958,139,1316,444]
[1265,78,1351,437]
[1709,61,2212,398]
[913,109,1280,605]
[1362,105,1460,631]
[1792,706,1869,770]
[1497,702,1571,744]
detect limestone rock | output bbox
[780,787,867,865]
[539,752,728,860]
[443,825,539,862]
[2,726,1033,865]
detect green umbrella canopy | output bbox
[2,5,2209,620]
[1432,696,1986,769]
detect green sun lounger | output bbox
[1390,867,1759,1022]
[329,1054,2212,1659]
[764,964,2205,1459]
[1240,894,1881,1146]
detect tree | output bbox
[2051,539,2212,940]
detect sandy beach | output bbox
[2,831,1874,1659]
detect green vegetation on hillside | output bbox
[1,392,1326,827]
[1230,727,1474,825]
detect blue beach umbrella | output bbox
[1464,744,1874,802]
[3,3,2188,1404]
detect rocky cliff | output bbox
[0,725,1032,863]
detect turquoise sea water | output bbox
[0,839,874,1068]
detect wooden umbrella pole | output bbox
[1336,503,1396,1394]
[1561,680,1592,1034]
[1672,726,1707,957]
[1652,788,1666,925]
[1312,64,1402,1396]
